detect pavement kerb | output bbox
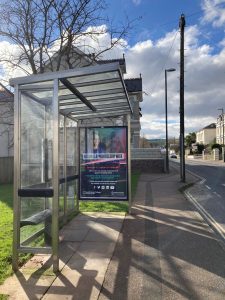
[184,189,225,251]
[185,168,205,183]
[171,162,225,250]
[171,160,205,183]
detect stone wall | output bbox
[131,159,165,173]
[131,148,165,173]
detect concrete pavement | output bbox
[1,167,225,299]
[99,168,225,299]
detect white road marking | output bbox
[205,185,211,190]
[200,178,206,184]
[222,184,225,187]
[213,191,222,198]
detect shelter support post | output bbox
[63,116,67,223]
[127,114,132,214]
[76,120,81,211]
[52,79,59,273]
[12,84,20,271]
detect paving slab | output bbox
[42,270,104,300]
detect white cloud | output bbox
[0,41,32,83]
[132,0,142,6]
[1,22,225,140]
[124,24,225,139]
[201,0,225,27]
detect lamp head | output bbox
[166,68,176,72]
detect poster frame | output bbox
[79,125,129,201]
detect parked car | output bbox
[170,154,177,159]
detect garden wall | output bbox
[0,157,13,184]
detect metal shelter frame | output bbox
[10,62,132,272]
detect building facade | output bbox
[196,123,216,145]
[216,114,225,144]
[124,77,143,148]
[0,83,14,157]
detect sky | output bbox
[103,0,225,139]
[1,0,225,140]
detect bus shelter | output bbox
[10,62,132,272]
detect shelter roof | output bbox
[10,62,132,120]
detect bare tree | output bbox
[0,0,136,152]
[0,0,134,75]
[0,84,14,152]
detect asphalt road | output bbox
[171,158,225,235]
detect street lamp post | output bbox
[165,68,176,173]
[218,108,224,161]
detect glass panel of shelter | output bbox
[19,82,54,249]
[18,80,78,251]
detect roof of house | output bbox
[124,77,142,93]
[97,57,126,73]
[203,123,216,130]
[97,58,125,64]
[0,83,13,101]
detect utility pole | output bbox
[179,14,185,182]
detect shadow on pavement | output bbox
[99,172,225,300]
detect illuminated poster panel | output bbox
[79,126,128,200]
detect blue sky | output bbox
[106,0,202,45]
[102,0,225,139]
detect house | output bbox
[124,76,143,148]
[196,123,216,145]
[0,83,14,157]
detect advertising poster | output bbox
[79,126,128,200]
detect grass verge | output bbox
[79,201,129,212]
[0,185,14,285]
[79,171,140,212]
[0,294,9,299]
[0,185,34,285]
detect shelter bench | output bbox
[18,174,78,228]
[20,209,51,227]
